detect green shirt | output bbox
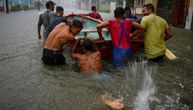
[141,13,169,59]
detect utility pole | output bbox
[38,0,40,10]
[96,0,99,9]
[5,0,9,13]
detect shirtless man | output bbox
[71,38,102,75]
[42,20,83,65]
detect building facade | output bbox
[0,0,4,12]
[130,0,193,30]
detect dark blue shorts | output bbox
[112,48,132,68]
[42,48,66,65]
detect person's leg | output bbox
[122,48,132,64]
[112,48,132,68]
[112,48,124,68]
[42,49,55,65]
[54,53,66,65]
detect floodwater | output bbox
[0,10,192,110]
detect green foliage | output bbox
[98,9,110,13]
[10,4,28,11]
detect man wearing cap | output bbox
[42,20,83,65]
[37,0,56,45]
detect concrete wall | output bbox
[185,0,193,30]
[190,0,193,7]
[0,0,4,12]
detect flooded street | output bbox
[0,10,192,110]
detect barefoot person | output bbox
[42,20,83,65]
[71,38,102,75]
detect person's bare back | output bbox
[44,22,75,51]
[72,51,102,75]
[71,38,103,75]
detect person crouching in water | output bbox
[97,7,144,68]
[42,20,83,65]
[71,38,102,75]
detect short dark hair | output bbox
[143,3,154,12]
[45,1,55,9]
[114,7,125,18]
[91,6,96,11]
[56,6,63,13]
[124,6,131,15]
[82,39,94,51]
[71,19,83,30]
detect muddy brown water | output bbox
[0,10,192,110]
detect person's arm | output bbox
[131,21,145,38]
[99,17,103,21]
[132,22,144,29]
[78,13,90,16]
[131,29,145,39]
[37,15,42,39]
[37,25,41,39]
[67,36,76,42]
[71,39,81,59]
[164,26,172,41]
[99,14,103,21]
[96,21,109,40]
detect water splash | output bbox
[133,66,156,110]
[155,92,190,110]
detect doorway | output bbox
[157,0,190,28]
[171,0,189,27]
[157,0,172,24]
[191,12,193,31]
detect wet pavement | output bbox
[0,10,193,110]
